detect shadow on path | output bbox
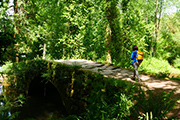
[140,78,180,119]
[49,59,180,119]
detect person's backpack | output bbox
[136,50,143,60]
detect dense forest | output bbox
[1,0,180,72]
[1,0,180,119]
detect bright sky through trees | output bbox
[165,5,177,14]
[7,0,14,15]
[5,0,179,16]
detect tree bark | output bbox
[14,0,19,62]
[106,0,112,63]
[154,0,158,56]
[43,44,46,59]
[106,24,112,63]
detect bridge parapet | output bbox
[46,61,101,114]
[1,59,134,116]
[1,59,105,115]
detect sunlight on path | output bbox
[49,59,180,118]
[49,59,180,94]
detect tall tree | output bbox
[105,0,112,63]
[154,0,163,56]
[105,0,123,64]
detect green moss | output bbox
[1,59,178,120]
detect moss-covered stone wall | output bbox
[46,61,106,115]
[3,59,107,115]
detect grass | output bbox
[1,59,179,119]
[139,57,180,79]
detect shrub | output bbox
[139,57,180,78]
[131,87,177,120]
[83,77,134,120]
[173,57,180,69]
[1,59,178,120]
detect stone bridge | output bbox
[25,59,144,115]
[47,59,180,117]
[2,59,180,117]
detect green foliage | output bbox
[14,0,108,61]
[0,1,16,64]
[0,0,180,118]
[1,61,13,73]
[158,12,180,64]
[1,59,179,119]
[1,59,47,103]
[0,59,49,119]
[173,57,180,68]
[132,87,177,120]
[0,110,20,120]
[0,1,14,32]
[0,32,16,64]
[139,57,180,78]
[82,77,134,120]
[0,0,180,72]
[2,59,136,119]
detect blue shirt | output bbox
[131,50,138,64]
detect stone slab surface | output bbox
[48,59,180,118]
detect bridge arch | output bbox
[21,60,88,115]
[2,59,105,115]
[28,75,58,97]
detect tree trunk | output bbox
[43,44,46,59]
[14,0,19,37]
[14,0,19,62]
[106,0,112,64]
[106,24,112,63]
[154,0,158,56]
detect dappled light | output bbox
[0,0,180,119]
[0,59,180,119]
[49,59,180,118]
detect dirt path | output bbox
[50,59,180,119]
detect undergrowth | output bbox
[139,57,180,79]
[1,59,179,120]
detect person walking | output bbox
[131,45,143,82]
